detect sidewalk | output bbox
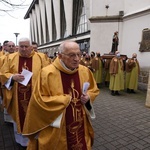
[0,87,149,150]
[93,87,150,150]
[0,111,26,150]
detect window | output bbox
[72,0,88,35]
[60,0,67,38]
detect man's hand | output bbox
[80,94,90,104]
[12,74,25,82]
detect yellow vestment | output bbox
[0,51,50,133]
[0,50,5,57]
[109,57,124,91]
[92,57,103,84]
[23,57,99,150]
[0,53,13,123]
[0,54,8,96]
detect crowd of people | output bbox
[79,50,140,96]
[0,38,140,149]
[0,39,100,150]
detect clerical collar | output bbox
[60,59,76,71]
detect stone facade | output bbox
[145,70,150,106]
[138,67,149,91]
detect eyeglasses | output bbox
[62,53,81,58]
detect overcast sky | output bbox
[0,0,32,46]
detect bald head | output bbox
[58,40,80,54]
[132,53,137,58]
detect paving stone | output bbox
[125,144,136,150]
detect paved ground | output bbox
[0,87,149,150]
[93,87,150,150]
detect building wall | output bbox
[89,0,150,90]
[25,0,150,90]
[121,13,150,68]
[90,22,121,53]
[124,0,150,13]
[90,0,124,16]
[90,0,150,16]
[90,0,150,68]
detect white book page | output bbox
[19,69,33,86]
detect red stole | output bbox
[18,56,32,131]
[61,71,87,150]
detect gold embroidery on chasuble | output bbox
[22,61,29,70]
[61,71,87,150]
[18,57,32,131]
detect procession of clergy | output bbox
[0,39,140,149]
[79,50,140,96]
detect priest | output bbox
[23,40,99,150]
[0,37,50,147]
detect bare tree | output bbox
[0,0,29,16]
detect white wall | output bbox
[124,0,150,14]
[90,0,150,68]
[121,14,150,68]
[90,22,120,54]
[90,0,124,17]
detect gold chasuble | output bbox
[0,51,50,133]
[23,57,99,150]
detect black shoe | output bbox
[97,83,102,89]
[127,88,131,93]
[111,92,116,96]
[131,90,136,93]
[105,81,109,87]
[111,90,116,96]
[115,91,120,96]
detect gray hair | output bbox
[18,37,31,45]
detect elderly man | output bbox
[0,37,50,148]
[109,51,124,96]
[0,41,16,123]
[23,40,99,150]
